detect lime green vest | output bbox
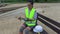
[25,7,36,26]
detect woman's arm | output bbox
[34,11,38,20]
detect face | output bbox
[27,3,33,9]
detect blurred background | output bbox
[0,0,60,3]
[0,0,60,34]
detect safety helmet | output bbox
[33,25,43,33]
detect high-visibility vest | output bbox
[25,7,36,26]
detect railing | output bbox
[37,13,60,34]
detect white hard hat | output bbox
[33,25,43,33]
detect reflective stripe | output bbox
[25,7,36,26]
[25,20,36,26]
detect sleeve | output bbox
[34,11,37,19]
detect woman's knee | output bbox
[19,26,25,32]
[24,29,30,32]
[25,27,31,30]
[24,29,30,34]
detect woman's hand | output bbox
[18,15,25,21]
[21,15,25,18]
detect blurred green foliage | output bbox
[0,0,60,3]
[35,0,60,3]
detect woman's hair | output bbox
[28,0,34,5]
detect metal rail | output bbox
[37,13,60,34]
